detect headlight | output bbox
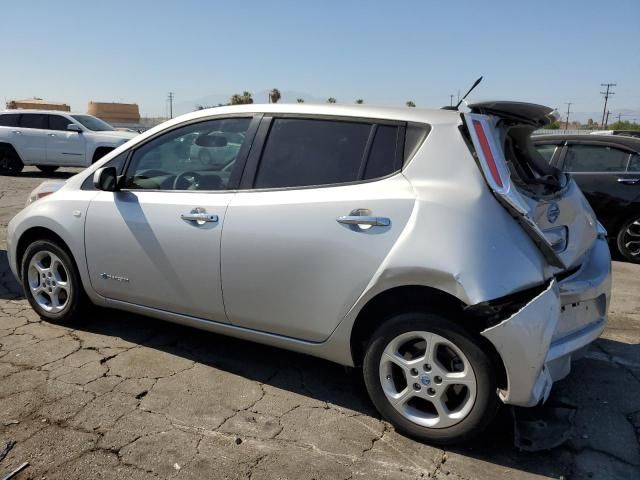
[25,181,65,207]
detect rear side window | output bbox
[48,115,72,131]
[534,144,557,163]
[363,125,400,180]
[254,118,371,188]
[628,153,640,172]
[0,114,20,127]
[564,144,630,172]
[20,114,47,129]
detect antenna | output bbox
[442,77,483,111]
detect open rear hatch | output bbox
[463,101,599,270]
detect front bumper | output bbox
[481,237,611,407]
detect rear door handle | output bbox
[617,178,639,185]
[11,130,22,135]
[337,215,390,227]
[48,133,56,137]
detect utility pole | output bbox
[168,92,174,119]
[449,94,454,106]
[600,83,616,128]
[605,110,611,129]
[564,102,572,131]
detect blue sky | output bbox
[2,0,639,121]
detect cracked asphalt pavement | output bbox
[1,168,639,479]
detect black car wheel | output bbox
[617,214,640,263]
[0,147,24,175]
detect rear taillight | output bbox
[472,120,503,188]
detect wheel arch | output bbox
[92,146,115,163]
[348,284,507,388]
[0,141,21,159]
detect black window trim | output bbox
[239,113,407,192]
[558,140,636,174]
[116,113,262,193]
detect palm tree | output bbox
[296,98,305,103]
[406,100,416,107]
[269,88,281,104]
[230,92,254,105]
[355,99,364,104]
[327,97,337,104]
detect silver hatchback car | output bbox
[6,102,611,444]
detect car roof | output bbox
[532,133,640,151]
[174,103,462,126]
[0,109,83,115]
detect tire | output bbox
[363,312,499,445]
[36,165,59,174]
[21,240,87,323]
[616,214,640,263]
[0,146,24,175]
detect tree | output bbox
[269,88,281,104]
[327,97,337,104]
[547,121,561,130]
[230,91,253,105]
[406,100,416,107]
[296,98,305,103]
[608,120,640,131]
[355,99,364,104]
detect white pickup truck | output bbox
[0,110,137,174]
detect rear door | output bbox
[45,114,86,165]
[464,103,598,270]
[221,116,416,341]
[557,141,640,231]
[15,113,48,163]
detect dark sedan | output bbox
[533,134,640,262]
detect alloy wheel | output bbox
[621,219,640,258]
[27,250,72,313]
[378,331,477,429]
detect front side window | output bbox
[19,114,47,129]
[534,144,558,164]
[125,117,252,190]
[628,153,640,172]
[71,115,114,132]
[563,144,630,172]
[48,115,73,131]
[254,118,372,189]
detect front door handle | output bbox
[617,177,639,185]
[337,215,390,227]
[181,207,218,225]
[11,130,22,135]
[48,133,56,137]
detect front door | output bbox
[221,116,416,342]
[85,115,257,321]
[45,115,86,165]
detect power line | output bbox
[600,83,616,128]
[564,102,572,131]
[168,92,175,119]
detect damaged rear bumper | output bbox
[481,237,611,407]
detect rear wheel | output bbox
[36,165,59,174]
[616,214,640,263]
[21,240,87,323]
[0,146,24,175]
[363,312,499,445]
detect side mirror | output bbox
[93,167,119,191]
[67,123,82,133]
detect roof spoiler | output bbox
[468,101,560,128]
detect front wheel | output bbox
[21,240,87,323]
[616,215,640,263]
[363,312,499,445]
[36,165,59,174]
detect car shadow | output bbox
[0,250,24,300]
[18,170,79,180]
[0,248,628,477]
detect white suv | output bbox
[0,110,137,174]
[6,102,611,444]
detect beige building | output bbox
[88,102,140,125]
[6,98,70,112]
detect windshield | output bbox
[71,115,114,131]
